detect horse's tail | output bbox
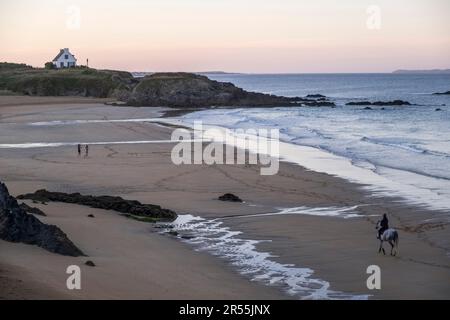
[394,231,399,255]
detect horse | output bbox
[376,222,399,256]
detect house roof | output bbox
[52,49,76,62]
[52,49,64,62]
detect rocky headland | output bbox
[0,182,84,256]
[125,73,334,107]
[0,63,334,108]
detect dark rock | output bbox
[363,107,373,110]
[347,100,411,106]
[373,100,411,106]
[347,101,372,106]
[435,108,442,111]
[18,189,177,222]
[126,73,335,108]
[218,193,243,203]
[305,94,326,99]
[433,91,450,95]
[0,182,84,256]
[180,234,196,240]
[303,101,335,107]
[85,260,96,267]
[168,230,179,237]
[87,214,95,218]
[19,203,46,216]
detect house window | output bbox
[60,62,64,68]
[65,55,68,59]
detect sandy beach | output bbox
[1,96,449,299]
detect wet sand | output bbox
[0,96,449,299]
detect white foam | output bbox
[163,213,369,300]
[242,206,362,219]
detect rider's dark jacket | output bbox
[380,216,389,230]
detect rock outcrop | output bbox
[218,193,243,203]
[126,73,335,108]
[305,94,326,99]
[17,189,177,222]
[433,91,450,95]
[0,182,84,256]
[85,260,96,267]
[19,202,46,216]
[346,100,411,106]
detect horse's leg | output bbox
[389,241,394,256]
[393,236,398,256]
[379,241,385,255]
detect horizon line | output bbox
[3,61,450,75]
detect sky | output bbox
[1,0,449,73]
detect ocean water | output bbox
[176,73,450,212]
[162,211,369,300]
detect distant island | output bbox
[196,71,241,75]
[131,71,240,78]
[392,69,450,74]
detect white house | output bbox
[52,48,77,68]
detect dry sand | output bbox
[1,202,284,299]
[0,96,449,299]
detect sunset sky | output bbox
[1,0,449,73]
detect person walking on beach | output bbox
[77,144,81,156]
[85,144,89,157]
[377,213,389,239]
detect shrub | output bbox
[44,62,54,70]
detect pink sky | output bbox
[1,0,449,73]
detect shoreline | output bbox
[1,96,449,299]
[162,108,450,213]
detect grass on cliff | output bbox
[0,63,136,98]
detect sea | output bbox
[172,73,450,212]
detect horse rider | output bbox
[377,213,389,239]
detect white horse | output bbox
[376,222,399,256]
